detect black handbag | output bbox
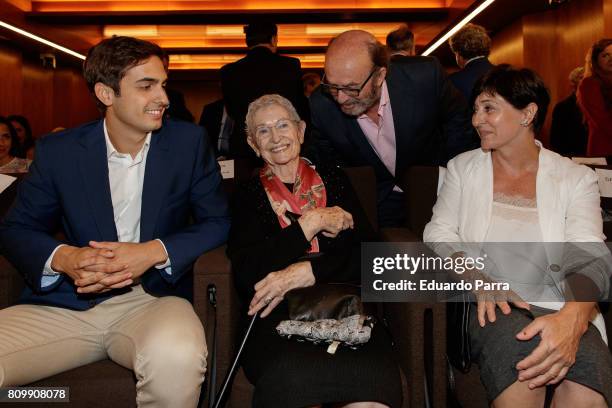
[278,283,375,350]
[285,283,363,321]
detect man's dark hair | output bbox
[449,23,491,60]
[83,36,167,110]
[0,116,22,158]
[386,24,414,53]
[472,64,550,133]
[243,22,278,48]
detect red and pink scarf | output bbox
[260,158,327,253]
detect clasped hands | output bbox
[51,240,168,294]
[297,206,354,241]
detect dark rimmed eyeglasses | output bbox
[320,67,378,98]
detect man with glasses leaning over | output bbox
[307,30,477,227]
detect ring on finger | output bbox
[264,296,273,305]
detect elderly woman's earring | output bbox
[520,119,529,127]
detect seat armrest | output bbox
[192,244,242,407]
[385,301,447,408]
[193,245,230,277]
[378,227,447,407]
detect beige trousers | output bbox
[0,285,207,408]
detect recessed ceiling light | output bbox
[0,20,86,60]
[421,0,495,56]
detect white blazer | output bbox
[424,142,610,341]
[424,142,605,244]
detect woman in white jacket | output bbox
[424,65,611,408]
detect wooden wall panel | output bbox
[0,45,23,116]
[22,62,54,138]
[553,0,604,139]
[556,0,604,90]
[70,75,101,126]
[0,39,99,139]
[489,0,606,147]
[530,0,603,145]
[489,20,524,67]
[523,9,558,143]
[605,0,612,36]
[52,68,74,130]
[51,67,99,129]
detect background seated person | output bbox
[424,65,611,408]
[577,38,612,157]
[0,116,30,173]
[8,115,35,160]
[227,94,402,408]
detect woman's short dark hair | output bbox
[83,36,167,110]
[0,116,22,157]
[472,64,550,133]
[7,114,33,151]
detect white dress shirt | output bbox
[42,121,171,287]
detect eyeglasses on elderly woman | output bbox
[254,118,300,140]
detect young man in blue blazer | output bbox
[0,36,230,407]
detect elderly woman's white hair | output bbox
[245,94,302,138]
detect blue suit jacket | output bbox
[449,57,494,102]
[0,119,230,310]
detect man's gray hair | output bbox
[449,23,491,60]
[245,94,302,137]
[568,66,585,86]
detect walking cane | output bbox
[212,311,259,408]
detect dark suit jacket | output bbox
[199,98,225,156]
[0,119,230,310]
[550,93,588,157]
[308,56,477,208]
[449,57,494,102]
[220,46,309,159]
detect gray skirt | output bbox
[469,305,612,404]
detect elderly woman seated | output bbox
[227,94,402,408]
[424,65,611,407]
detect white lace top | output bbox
[485,192,541,242]
[484,193,607,341]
